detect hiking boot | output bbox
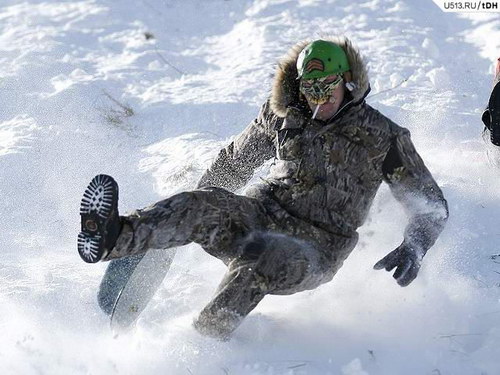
[78,174,121,263]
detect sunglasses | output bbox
[299,75,343,104]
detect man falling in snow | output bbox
[78,37,448,339]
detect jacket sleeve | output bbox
[382,127,448,254]
[196,100,281,192]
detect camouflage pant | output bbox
[106,186,358,339]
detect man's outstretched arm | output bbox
[375,127,449,286]
[197,101,281,192]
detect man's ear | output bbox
[343,70,353,83]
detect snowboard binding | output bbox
[78,174,121,263]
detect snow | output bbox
[1,0,499,374]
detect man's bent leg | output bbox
[193,232,332,339]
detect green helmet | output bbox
[296,40,350,80]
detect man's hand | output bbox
[373,243,424,287]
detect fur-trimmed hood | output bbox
[270,36,370,118]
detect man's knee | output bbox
[240,232,310,269]
[238,232,268,261]
[240,231,327,294]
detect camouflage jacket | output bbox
[198,36,448,253]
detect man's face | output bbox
[299,74,343,104]
[300,74,346,120]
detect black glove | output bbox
[373,243,424,287]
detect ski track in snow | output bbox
[1,0,500,374]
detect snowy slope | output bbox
[1,0,500,374]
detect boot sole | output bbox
[78,174,118,263]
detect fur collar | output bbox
[270,36,370,118]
